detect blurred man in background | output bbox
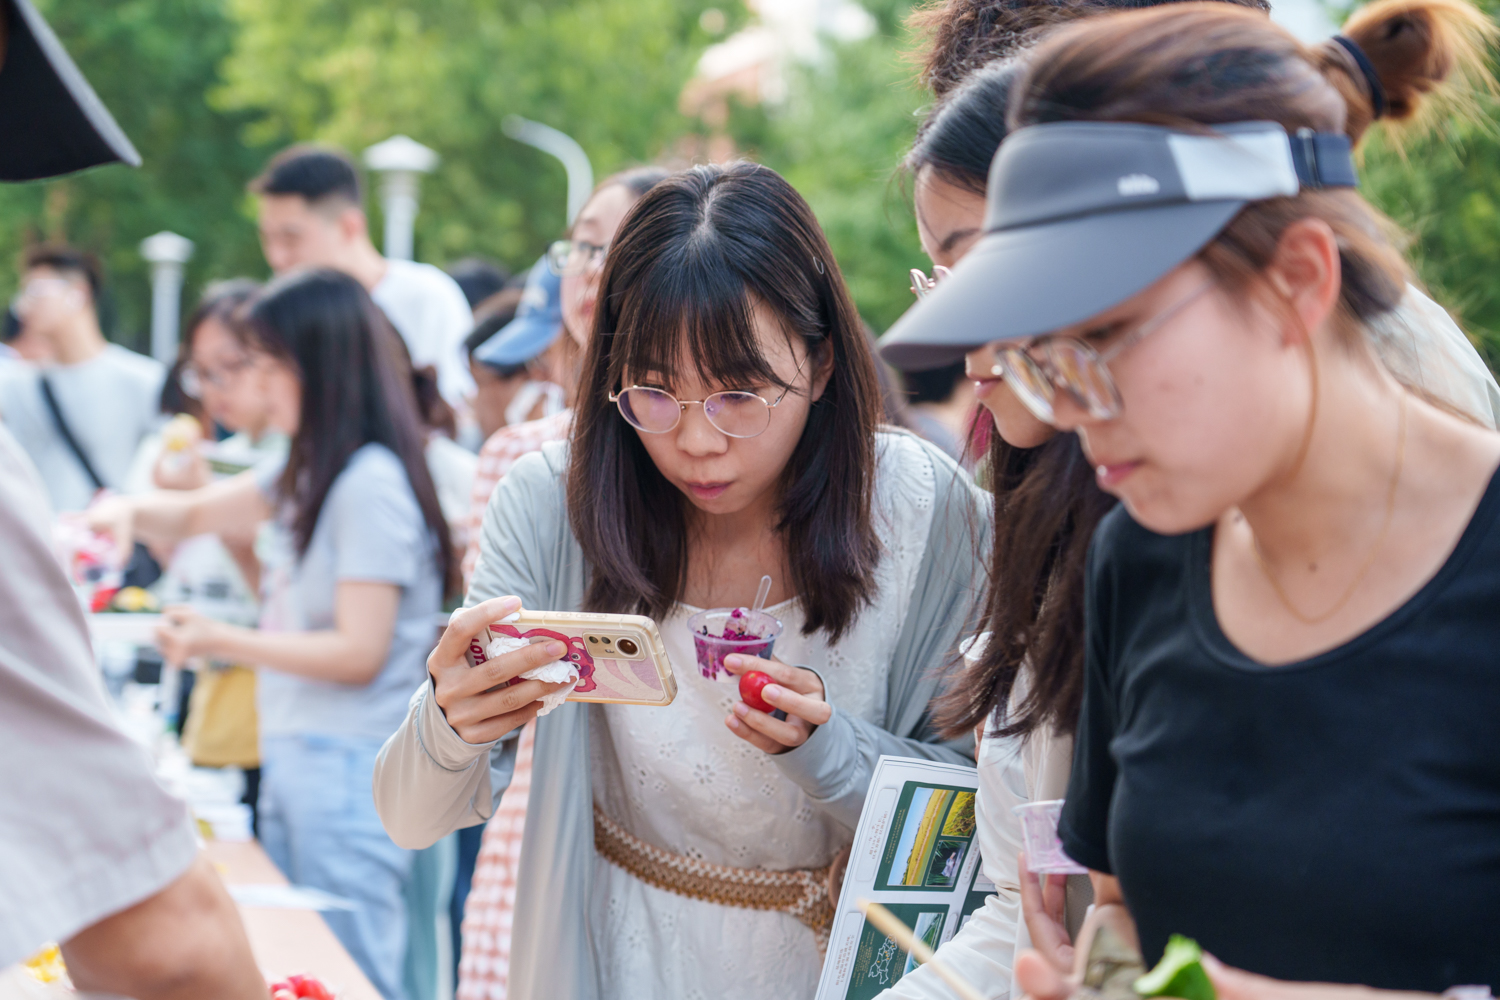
[252,145,475,407]
[0,245,164,511]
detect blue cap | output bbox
[473,255,563,367]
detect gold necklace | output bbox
[1250,392,1408,626]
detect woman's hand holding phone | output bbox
[721,653,832,754]
[429,596,575,744]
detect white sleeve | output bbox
[1372,284,1500,430]
[879,889,1021,1000]
[879,730,1031,1000]
[0,424,197,967]
[372,679,517,849]
[434,275,476,406]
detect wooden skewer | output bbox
[856,897,987,1000]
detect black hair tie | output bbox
[1332,36,1387,120]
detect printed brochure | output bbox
[815,756,992,1000]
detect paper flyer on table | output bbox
[815,755,991,1000]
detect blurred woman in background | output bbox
[89,269,454,1000]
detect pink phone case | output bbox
[463,610,678,707]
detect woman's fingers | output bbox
[444,678,574,737]
[723,654,824,697]
[1042,871,1068,924]
[1014,949,1074,1000]
[724,713,786,754]
[730,701,809,748]
[1018,858,1075,972]
[155,622,188,666]
[427,596,522,674]
[81,498,136,566]
[760,682,833,725]
[477,639,569,691]
[451,701,545,745]
[440,640,570,702]
[155,605,201,666]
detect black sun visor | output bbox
[0,0,140,182]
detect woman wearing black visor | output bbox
[884,2,1500,995]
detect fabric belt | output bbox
[593,804,836,952]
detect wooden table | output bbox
[0,841,378,999]
[205,840,382,1000]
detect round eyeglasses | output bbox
[180,354,257,400]
[972,282,1213,424]
[910,265,952,301]
[547,239,608,277]
[609,355,809,439]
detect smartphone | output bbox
[463,610,678,707]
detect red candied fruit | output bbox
[738,669,775,713]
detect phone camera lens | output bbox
[616,638,639,656]
[588,635,598,644]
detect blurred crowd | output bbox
[7,0,1500,999]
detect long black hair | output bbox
[904,57,1120,741]
[242,269,457,595]
[568,162,883,641]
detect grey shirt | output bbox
[255,443,443,741]
[0,345,166,511]
[0,423,196,967]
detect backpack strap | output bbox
[38,374,105,491]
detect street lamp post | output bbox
[502,116,594,225]
[363,135,440,261]
[139,231,194,365]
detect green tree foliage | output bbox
[0,0,271,350]
[731,26,928,331]
[1361,115,1500,370]
[4,0,1497,368]
[212,0,926,327]
[214,0,721,270]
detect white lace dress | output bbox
[587,432,940,1000]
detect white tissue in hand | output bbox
[486,634,579,716]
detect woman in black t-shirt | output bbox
[879,2,1500,994]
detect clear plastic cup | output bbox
[1013,799,1088,874]
[686,607,783,680]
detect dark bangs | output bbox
[569,161,883,641]
[605,202,826,395]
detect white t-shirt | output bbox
[371,259,475,406]
[0,344,166,511]
[0,422,197,967]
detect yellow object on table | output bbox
[21,945,64,985]
[181,664,259,769]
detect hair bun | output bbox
[1325,0,1497,141]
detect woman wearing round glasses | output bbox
[375,162,988,997]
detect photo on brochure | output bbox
[873,783,977,892]
[816,758,982,1000]
[843,902,949,1000]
